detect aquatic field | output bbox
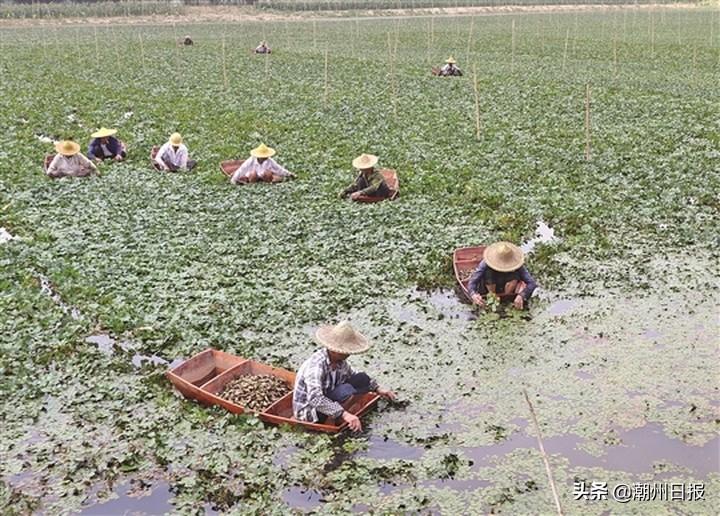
[1,6,719,514]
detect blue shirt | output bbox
[468,260,537,301]
[87,137,122,160]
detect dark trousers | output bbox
[327,373,372,403]
[163,156,196,172]
[355,177,391,199]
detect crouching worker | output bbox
[155,133,196,172]
[254,41,271,54]
[46,141,98,178]
[87,127,126,162]
[340,153,391,201]
[469,241,537,310]
[230,143,294,184]
[439,56,463,77]
[293,321,396,432]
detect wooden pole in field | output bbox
[472,64,481,141]
[523,390,564,516]
[466,16,475,59]
[511,19,516,72]
[431,16,435,45]
[222,34,228,90]
[110,26,122,69]
[313,20,317,51]
[612,35,618,78]
[323,47,329,107]
[93,27,100,62]
[562,28,569,73]
[650,12,655,58]
[584,83,591,161]
[138,31,146,72]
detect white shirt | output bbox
[155,142,189,169]
[46,153,96,177]
[230,157,290,183]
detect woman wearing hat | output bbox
[468,241,537,310]
[46,140,98,179]
[439,56,462,77]
[154,133,196,172]
[230,143,294,184]
[340,153,391,201]
[254,41,271,54]
[87,127,126,162]
[293,321,396,431]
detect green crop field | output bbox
[1,6,719,514]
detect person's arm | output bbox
[456,68,463,76]
[357,171,384,196]
[268,158,290,177]
[109,137,121,157]
[468,260,487,295]
[178,145,188,169]
[154,143,169,168]
[78,153,98,172]
[231,159,252,183]
[46,154,61,176]
[304,365,344,419]
[342,173,362,196]
[87,140,99,160]
[518,266,537,301]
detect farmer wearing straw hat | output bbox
[340,153,391,201]
[46,141,98,179]
[293,321,396,431]
[230,143,294,184]
[254,41,271,54]
[468,241,537,310]
[87,127,126,162]
[154,133,196,172]
[183,35,194,46]
[439,56,463,77]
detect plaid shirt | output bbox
[342,168,387,197]
[293,349,378,422]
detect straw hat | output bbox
[445,56,456,64]
[55,140,80,156]
[169,133,183,145]
[315,321,371,355]
[250,143,276,158]
[91,127,117,138]
[352,153,378,170]
[484,241,525,272]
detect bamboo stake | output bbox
[585,83,591,161]
[523,390,564,516]
[431,16,435,45]
[466,16,475,59]
[222,34,228,90]
[110,26,122,69]
[93,27,100,62]
[313,20,317,51]
[511,19,516,72]
[612,35,618,78]
[138,31,146,72]
[472,64,481,141]
[651,12,655,58]
[562,28,569,73]
[323,47,329,107]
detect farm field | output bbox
[1,6,719,514]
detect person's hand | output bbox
[513,295,524,310]
[94,158,101,164]
[114,155,123,161]
[341,411,362,432]
[471,293,485,306]
[377,389,396,401]
[350,192,361,200]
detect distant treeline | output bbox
[0,0,701,19]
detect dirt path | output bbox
[0,3,705,28]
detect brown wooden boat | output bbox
[150,146,161,170]
[167,349,380,433]
[220,159,244,178]
[453,246,517,302]
[355,169,399,203]
[43,154,54,172]
[431,66,441,76]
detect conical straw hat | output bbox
[250,143,276,158]
[445,56,456,64]
[352,153,378,169]
[91,127,117,138]
[55,140,80,156]
[169,133,183,145]
[484,241,524,272]
[315,321,371,355]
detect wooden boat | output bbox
[150,146,161,170]
[453,246,517,302]
[431,66,441,76]
[355,169,399,203]
[167,349,380,433]
[43,154,54,172]
[220,159,244,178]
